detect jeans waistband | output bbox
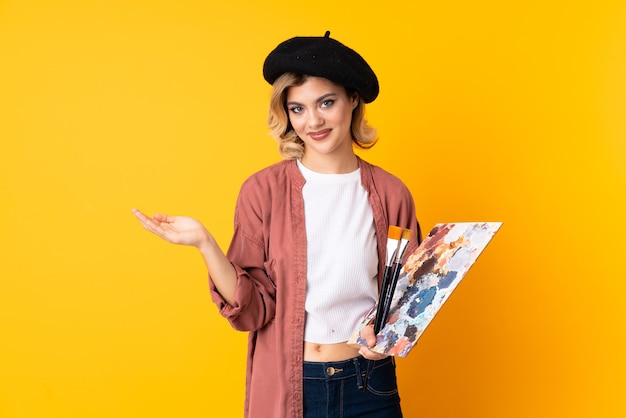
[303,356,393,381]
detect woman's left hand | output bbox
[358,324,388,361]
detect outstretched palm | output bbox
[132,209,209,248]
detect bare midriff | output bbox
[303,341,361,362]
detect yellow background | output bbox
[1,0,625,416]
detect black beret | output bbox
[263,31,379,103]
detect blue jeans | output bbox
[303,356,403,418]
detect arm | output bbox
[359,167,422,359]
[212,183,277,331]
[131,208,238,305]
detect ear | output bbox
[351,93,359,109]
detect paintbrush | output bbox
[373,226,403,334]
[364,227,412,393]
[377,227,413,333]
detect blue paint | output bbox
[439,270,458,289]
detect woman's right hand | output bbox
[132,208,238,305]
[131,208,211,248]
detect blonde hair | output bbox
[267,73,378,159]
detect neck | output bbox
[300,153,359,174]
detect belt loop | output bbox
[353,358,364,390]
[363,359,374,392]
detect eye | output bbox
[289,106,303,114]
[321,99,335,108]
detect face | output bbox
[285,76,358,167]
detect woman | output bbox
[132,32,421,418]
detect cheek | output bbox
[334,111,353,128]
[289,116,304,133]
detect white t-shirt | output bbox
[298,160,379,344]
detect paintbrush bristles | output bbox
[376,225,414,335]
[393,228,412,263]
[385,225,403,266]
[387,225,402,240]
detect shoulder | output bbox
[360,158,410,193]
[235,159,301,211]
[232,159,302,232]
[239,159,297,192]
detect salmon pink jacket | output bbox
[209,157,421,418]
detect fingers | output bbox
[132,209,169,224]
[361,324,377,348]
[358,346,387,361]
[132,209,170,227]
[131,208,169,239]
[132,208,154,227]
[356,323,387,360]
[152,213,172,223]
[131,208,148,225]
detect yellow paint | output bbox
[1,1,625,416]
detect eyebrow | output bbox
[286,93,337,106]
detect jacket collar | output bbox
[285,155,373,189]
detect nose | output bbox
[307,108,324,128]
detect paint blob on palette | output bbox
[349,222,502,357]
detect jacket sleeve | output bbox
[381,173,423,261]
[398,183,422,258]
[208,180,276,332]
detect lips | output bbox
[308,129,331,141]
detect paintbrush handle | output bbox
[377,262,403,333]
[374,265,394,334]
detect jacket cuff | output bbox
[208,263,252,319]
